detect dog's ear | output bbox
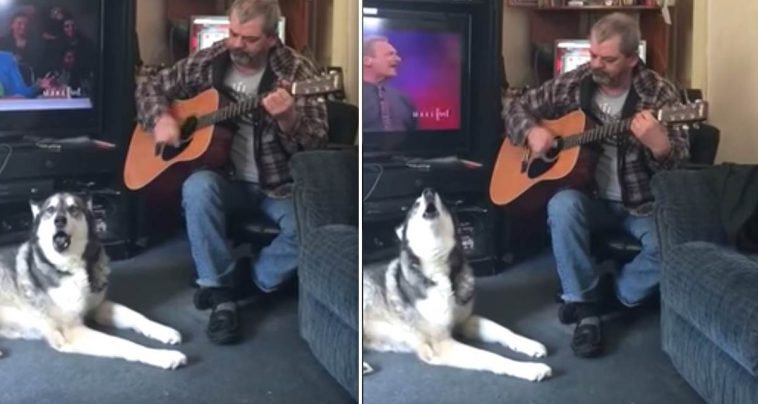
[29,200,41,217]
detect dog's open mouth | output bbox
[53,231,71,252]
[423,202,439,219]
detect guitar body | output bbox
[123,88,233,192]
[490,110,595,214]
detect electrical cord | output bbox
[0,143,13,178]
[362,163,384,203]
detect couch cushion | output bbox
[299,224,358,331]
[662,241,758,376]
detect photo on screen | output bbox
[0,0,100,112]
[362,8,467,134]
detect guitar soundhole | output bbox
[527,158,555,179]
[160,117,198,161]
[526,137,563,179]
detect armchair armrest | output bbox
[290,149,358,238]
[653,169,726,256]
[662,241,758,376]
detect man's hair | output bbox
[363,36,389,57]
[590,12,641,56]
[228,0,281,37]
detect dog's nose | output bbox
[54,215,67,228]
[422,188,436,201]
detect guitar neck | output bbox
[561,117,633,149]
[195,96,261,128]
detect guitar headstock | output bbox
[290,72,344,97]
[657,100,709,125]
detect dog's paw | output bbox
[146,349,187,370]
[514,339,548,358]
[515,362,552,382]
[144,324,182,345]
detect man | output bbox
[135,0,327,345]
[0,12,44,80]
[504,13,688,358]
[362,36,416,132]
[0,50,53,97]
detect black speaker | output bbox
[453,202,502,277]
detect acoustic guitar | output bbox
[489,101,709,213]
[123,73,343,191]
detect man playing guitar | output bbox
[135,0,327,345]
[503,13,688,358]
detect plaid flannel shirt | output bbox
[503,63,689,214]
[135,41,328,198]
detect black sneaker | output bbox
[194,283,264,310]
[207,301,241,345]
[571,317,604,358]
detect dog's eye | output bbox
[45,206,55,214]
[413,201,420,209]
[67,206,79,214]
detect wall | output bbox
[315,0,359,104]
[502,5,533,88]
[703,0,758,163]
[136,0,170,66]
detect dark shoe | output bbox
[558,302,598,325]
[207,301,242,345]
[571,318,604,358]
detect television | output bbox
[0,0,107,139]
[362,4,471,158]
[189,15,287,53]
[554,39,647,76]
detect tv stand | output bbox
[0,140,119,182]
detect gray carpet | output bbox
[363,252,705,404]
[0,236,352,404]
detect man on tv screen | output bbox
[362,36,417,132]
[0,50,53,97]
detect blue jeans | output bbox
[181,170,298,292]
[546,189,660,307]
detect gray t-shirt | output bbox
[592,88,629,202]
[224,66,266,183]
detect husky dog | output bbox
[0,192,187,369]
[363,188,552,381]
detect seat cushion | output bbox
[662,241,758,376]
[299,224,358,331]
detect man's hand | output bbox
[631,110,671,159]
[153,113,181,147]
[526,126,555,155]
[261,81,297,133]
[36,72,56,90]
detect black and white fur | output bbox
[363,189,552,381]
[0,192,186,369]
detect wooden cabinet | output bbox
[507,1,674,79]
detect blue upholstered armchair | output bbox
[290,148,358,401]
[652,164,758,404]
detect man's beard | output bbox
[591,69,613,86]
[230,50,256,68]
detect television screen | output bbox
[362,8,467,134]
[554,39,647,76]
[362,6,471,157]
[189,15,287,54]
[0,1,99,112]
